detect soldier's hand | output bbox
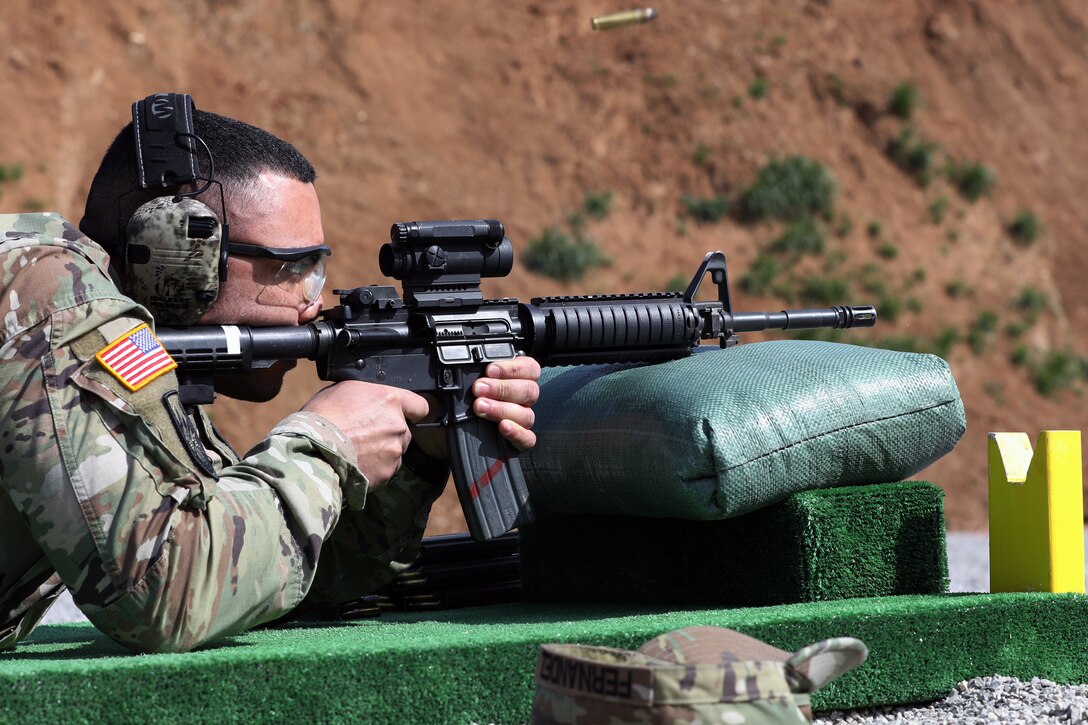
[412,357,542,460]
[302,381,430,488]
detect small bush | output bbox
[945,280,972,298]
[887,127,939,186]
[835,214,854,238]
[0,164,23,183]
[749,76,768,99]
[680,194,730,223]
[1010,344,1031,367]
[967,310,999,355]
[740,254,780,296]
[932,327,960,359]
[947,160,996,202]
[876,241,899,260]
[770,218,826,257]
[692,144,712,167]
[1030,350,1087,397]
[876,293,904,323]
[583,190,613,220]
[1008,208,1042,245]
[887,82,920,120]
[524,227,609,282]
[1012,286,1050,323]
[929,196,949,224]
[866,220,883,239]
[740,156,836,222]
[800,276,849,307]
[666,273,690,292]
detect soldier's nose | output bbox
[298,297,323,324]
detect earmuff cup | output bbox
[124,195,225,326]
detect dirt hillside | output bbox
[1,0,1086,532]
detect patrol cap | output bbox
[531,626,867,725]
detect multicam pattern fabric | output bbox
[0,213,449,653]
[124,195,223,325]
[532,627,868,725]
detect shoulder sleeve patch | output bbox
[95,322,177,392]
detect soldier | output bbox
[0,101,540,653]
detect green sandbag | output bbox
[521,340,965,519]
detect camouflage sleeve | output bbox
[302,443,450,606]
[0,233,365,653]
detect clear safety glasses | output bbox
[227,242,332,305]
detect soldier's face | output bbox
[199,172,326,402]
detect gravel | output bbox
[36,531,1088,723]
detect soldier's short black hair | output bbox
[80,110,316,266]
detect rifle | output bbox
[158,219,877,541]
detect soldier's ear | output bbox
[784,638,869,693]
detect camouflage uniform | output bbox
[532,626,868,724]
[0,213,448,653]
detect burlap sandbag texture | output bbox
[521,340,965,520]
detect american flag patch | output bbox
[95,323,178,392]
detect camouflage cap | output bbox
[531,626,868,725]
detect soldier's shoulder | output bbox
[0,212,112,270]
[0,212,129,334]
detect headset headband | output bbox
[132,93,198,189]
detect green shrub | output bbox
[887,127,939,186]
[749,76,768,99]
[1030,350,1087,397]
[928,196,949,224]
[947,160,996,202]
[866,220,883,238]
[666,273,690,292]
[876,293,904,323]
[931,327,960,359]
[799,276,849,307]
[1008,208,1042,245]
[967,310,998,355]
[887,82,920,120]
[583,190,614,220]
[524,227,610,282]
[0,164,23,183]
[1012,286,1050,322]
[740,255,780,296]
[740,156,836,222]
[770,218,826,257]
[876,241,899,260]
[945,280,971,298]
[835,214,854,238]
[680,194,730,223]
[1010,344,1031,367]
[692,144,712,167]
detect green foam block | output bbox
[520,481,949,606]
[6,594,1088,722]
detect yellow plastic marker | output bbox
[988,430,1084,593]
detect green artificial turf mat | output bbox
[6,593,1088,722]
[520,481,949,606]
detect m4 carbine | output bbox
[158,219,876,541]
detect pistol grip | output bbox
[447,416,533,541]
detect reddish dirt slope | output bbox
[1,0,1086,532]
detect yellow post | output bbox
[988,430,1084,593]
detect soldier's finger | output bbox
[473,397,536,431]
[473,377,540,406]
[398,389,433,423]
[497,418,537,452]
[485,357,542,382]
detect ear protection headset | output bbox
[120,93,230,326]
